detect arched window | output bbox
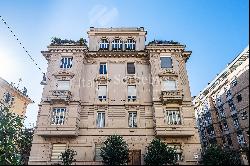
[99,38,109,50]
[125,39,135,50]
[112,39,122,51]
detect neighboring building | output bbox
[0,77,33,117]
[193,46,249,164]
[29,27,201,165]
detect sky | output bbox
[0,0,249,127]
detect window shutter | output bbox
[163,80,176,90]
[127,63,135,74]
[98,85,107,97]
[57,81,70,90]
[51,144,66,161]
[95,145,102,161]
[128,85,136,96]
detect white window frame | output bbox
[99,38,109,50]
[97,112,105,128]
[128,112,137,128]
[98,85,107,102]
[125,39,135,50]
[168,144,183,161]
[51,108,66,125]
[112,39,123,50]
[237,132,245,144]
[128,85,137,102]
[99,63,107,75]
[60,57,73,69]
[166,110,182,125]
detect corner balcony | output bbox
[48,90,72,103]
[161,90,183,104]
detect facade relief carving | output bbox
[53,71,75,79]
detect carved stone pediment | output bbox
[159,69,178,77]
[53,71,75,79]
[123,76,139,84]
[94,75,111,84]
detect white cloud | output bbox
[88,5,119,27]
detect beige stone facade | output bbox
[193,46,249,164]
[29,27,201,165]
[0,77,33,117]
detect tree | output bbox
[144,138,177,165]
[0,106,34,165]
[201,144,241,165]
[100,135,129,165]
[0,106,23,165]
[60,148,77,165]
[19,128,34,165]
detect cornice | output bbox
[86,51,148,59]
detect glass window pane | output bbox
[127,63,135,74]
[160,57,172,68]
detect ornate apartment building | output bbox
[0,77,33,117]
[193,46,249,164]
[29,27,201,165]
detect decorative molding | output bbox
[123,76,139,84]
[158,68,178,77]
[94,75,111,83]
[86,51,148,59]
[53,71,75,79]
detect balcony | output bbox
[161,90,183,104]
[155,126,195,137]
[36,125,79,137]
[48,90,72,103]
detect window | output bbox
[60,57,73,69]
[127,62,135,74]
[162,80,177,91]
[226,89,232,97]
[168,144,182,161]
[233,117,240,128]
[166,110,181,125]
[226,134,232,145]
[128,112,137,128]
[241,111,248,120]
[57,80,70,90]
[97,112,105,128]
[99,38,109,50]
[237,131,245,144]
[160,57,173,68]
[98,85,107,102]
[237,94,242,102]
[231,78,237,87]
[112,39,122,50]
[99,63,107,74]
[52,108,66,125]
[51,144,66,161]
[95,145,102,161]
[125,39,135,50]
[128,85,136,102]
[223,120,229,130]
